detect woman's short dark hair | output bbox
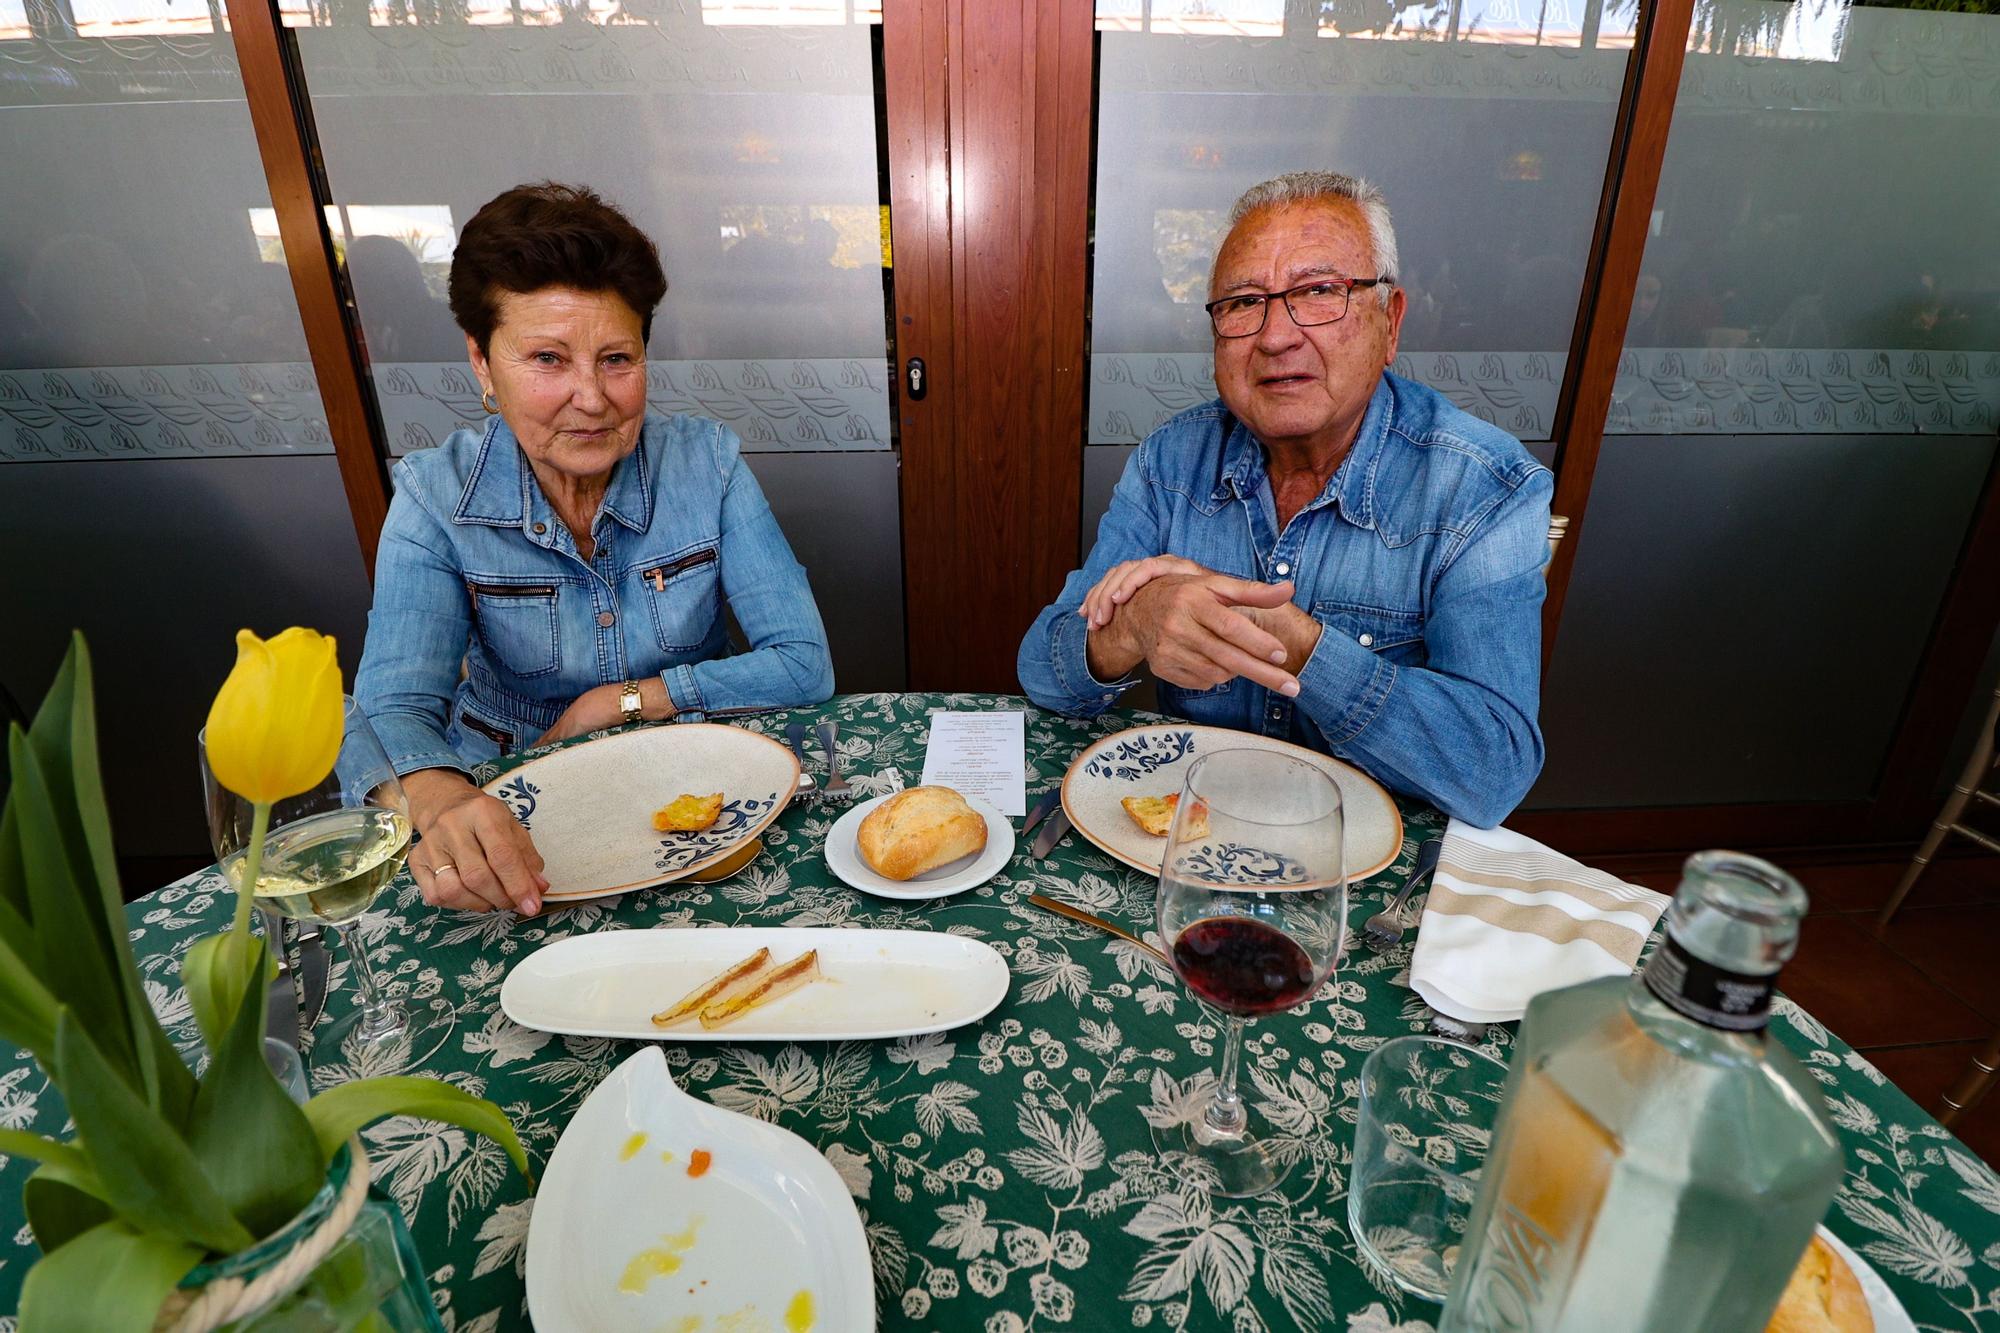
[448,183,668,353]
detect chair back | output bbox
[1545,515,1571,576]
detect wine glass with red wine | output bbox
[1153,747,1346,1197]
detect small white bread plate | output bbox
[501,927,1010,1042]
[824,791,1015,901]
[481,723,800,903]
[1816,1224,1915,1333]
[1061,724,1404,882]
[525,1046,873,1332]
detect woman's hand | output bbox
[1078,555,1209,630]
[403,769,549,915]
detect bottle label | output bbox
[1642,933,1775,1031]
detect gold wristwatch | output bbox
[619,679,644,726]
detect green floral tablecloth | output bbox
[4,693,2000,1333]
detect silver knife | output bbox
[1021,788,1062,839]
[1031,809,1074,861]
[259,906,301,1050]
[784,722,819,800]
[296,925,331,1031]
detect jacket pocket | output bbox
[1312,600,1426,667]
[639,546,721,653]
[447,695,515,766]
[466,580,561,678]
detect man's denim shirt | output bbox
[1018,373,1552,828]
[355,410,833,778]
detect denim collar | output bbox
[453,415,655,540]
[1211,376,1394,530]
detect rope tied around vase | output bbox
[155,1136,374,1333]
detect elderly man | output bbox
[1018,171,1552,827]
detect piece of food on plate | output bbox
[699,949,821,1029]
[650,946,772,1027]
[1121,793,1209,839]
[652,792,724,832]
[857,785,988,881]
[1765,1233,1872,1333]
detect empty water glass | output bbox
[1349,1035,1510,1303]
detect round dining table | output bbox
[2,693,1997,1332]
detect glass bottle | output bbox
[1439,851,1844,1332]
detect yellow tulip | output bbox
[205,628,344,804]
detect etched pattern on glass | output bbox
[375,359,892,457]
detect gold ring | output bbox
[433,861,459,876]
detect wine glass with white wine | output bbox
[200,697,454,1075]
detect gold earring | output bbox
[481,390,499,414]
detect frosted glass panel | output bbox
[1533,435,1993,807]
[1089,0,1636,445]
[1611,2,2000,435]
[290,5,892,457]
[0,37,368,861]
[0,31,330,461]
[1538,0,2000,810]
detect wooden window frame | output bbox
[223,0,391,579]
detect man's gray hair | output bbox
[1226,171,1399,307]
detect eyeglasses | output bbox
[1204,277,1394,339]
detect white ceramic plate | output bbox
[526,1046,873,1333]
[823,791,1015,901]
[481,724,799,902]
[501,926,1011,1042]
[1816,1224,1915,1333]
[1061,724,1404,881]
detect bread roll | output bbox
[1766,1234,1873,1333]
[858,786,988,881]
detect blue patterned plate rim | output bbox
[479,722,801,901]
[1058,723,1403,882]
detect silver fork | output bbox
[1361,836,1443,951]
[814,720,856,804]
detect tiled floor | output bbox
[1608,850,2000,1166]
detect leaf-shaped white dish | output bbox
[525,1046,874,1331]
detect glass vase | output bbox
[172,1146,444,1333]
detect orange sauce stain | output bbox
[687,1148,712,1178]
[785,1289,816,1331]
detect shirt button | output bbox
[1274,561,1291,577]
[596,611,616,628]
[532,522,547,535]
[1358,633,1374,647]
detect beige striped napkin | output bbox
[1409,819,1670,1024]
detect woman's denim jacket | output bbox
[355,410,834,776]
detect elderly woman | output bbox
[356,183,834,916]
